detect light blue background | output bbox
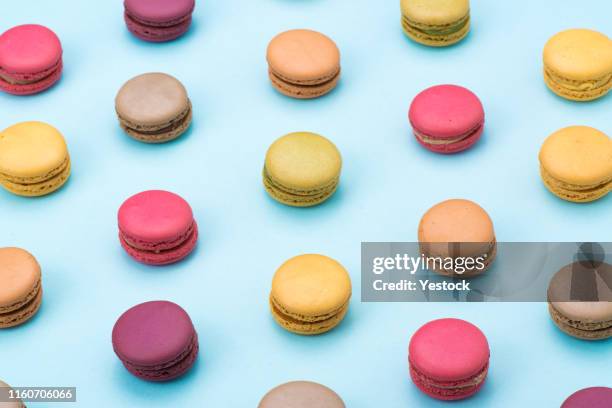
[1,0,611,406]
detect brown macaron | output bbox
[547,261,612,340]
[258,381,346,408]
[418,199,496,277]
[115,72,192,143]
[266,29,341,99]
[0,247,43,328]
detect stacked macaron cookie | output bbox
[0,24,62,95]
[117,190,198,265]
[112,301,199,381]
[0,247,43,328]
[408,318,490,400]
[124,0,195,42]
[400,0,471,47]
[0,121,71,197]
[409,84,485,154]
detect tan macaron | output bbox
[0,247,43,328]
[270,254,351,335]
[418,199,496,277]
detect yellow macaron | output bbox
[270,254,352,335]
[0,121,71,197]
[543,29,612,101]
[400,0,470,47]
[263,132,342,207]
[539,126,612,203]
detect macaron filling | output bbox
[402,14,470,44]
[409,360,488,399]
[549,304,612,339]
[0,282,42,328]
[544,67,612,99]
[270,295,349,335]
[413,122,482,146]
[540,166,611,202]
[0,58,62,85]
[263,167,339,206]
[118,101,192,139]
[0,156,71,196]
[119,332,199,381]
[120,219,197,253]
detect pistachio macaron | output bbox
[539,126,612,203]
[270,254,351,335]
[0,121,71,197]
[543,29,612,101]
[115,72,192,143]
[400,0,471,47]
[263,132,342,207]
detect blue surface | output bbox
[1,1,611,406]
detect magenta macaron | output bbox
[118,190,198,265]
[561,387,612,408]
[408,318,490,400]
[112,300,199,381]
[409,84,485,154]
[0,24,62,95]
[124,0,195,42]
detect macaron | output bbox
[266,29,340,99]
[0,121,71,197]
[543,29,612,101]
[124,0,195,42]
[409,84,484,154]
[547,262,612,340]
[0,379,25,407]
[539,126,612,203]
[112,300,199,381]
[263,132,342,207]
[0,247,43,328]
[418,199,496,277]
[0,24,62,95]
[409,318,489,400]
[258,381,346,408]
[562,387,612,408]
[270,254,351,335]
[118,190,198,265]
[400,0,471,47]
[115,72,192,143]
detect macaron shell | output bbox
[118,190,194,244]
[0,24,62,75]
[418,199,495,243]
[264,132,342,192]
[400,0,469,26]
[258,381,346,408]
[562,387,612,408]
[112,301,196,367]
[115,73,190,128]
[124,13,192,42]
[543,29,612,81]
[124,0,195,24]
[0,121,68,179]
[409,318,489,382]
[539,126,612,186]
[267,29,340,83]
[0,60,62,95]
[409,85,484,139]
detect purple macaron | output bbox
[124,0,195,42]
[561,387,612,408]
[112,300,199,381]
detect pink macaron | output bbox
[408,318,490,400]
[0,24,63,95]
[409,84,485,154]
[118,190,198,265]
[124,0,195,42]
